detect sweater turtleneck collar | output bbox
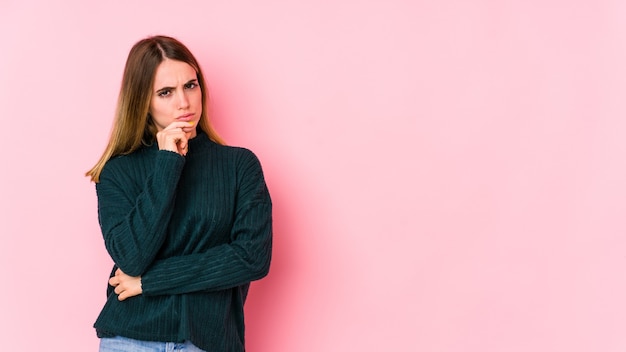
[186,129,218,156]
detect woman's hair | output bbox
[86,35,225,182]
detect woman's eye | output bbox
[158,90,171,97]
[185,82,197,89]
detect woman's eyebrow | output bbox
[155,86,173,93]
[155,79,198,93]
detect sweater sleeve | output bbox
[140,150,272,295]
[96,150,185,277]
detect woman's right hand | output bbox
[156,121,195,156]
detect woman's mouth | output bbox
[177,113,194,121]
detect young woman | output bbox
[86,35,272,352]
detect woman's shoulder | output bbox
[107,145,154,165]
[213,143,261,165]
[100,145,159,178]
[214,143,253,154]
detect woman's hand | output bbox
[156,121,195,156]
[109,268,143,301]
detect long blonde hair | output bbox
[86,35,224,182]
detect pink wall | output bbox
[2,1,626,351]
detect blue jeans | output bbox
[99,336,206,352]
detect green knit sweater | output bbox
[93,131,272,351]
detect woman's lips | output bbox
[177,113,194,121]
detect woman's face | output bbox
[149,59,202,137]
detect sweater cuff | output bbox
[153,150,185,184]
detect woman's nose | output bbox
[178,92,190,109]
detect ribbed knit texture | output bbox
[93,131,272,352]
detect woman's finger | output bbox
[118,291,128,301]
[109,276,119,287]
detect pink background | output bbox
[2,1,626,351]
